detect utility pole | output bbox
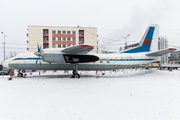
[97,39,99,53]
[1,32,7,61]
[123,34,130,50]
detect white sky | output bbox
[0,0,180,62]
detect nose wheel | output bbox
[17,70,24,77]
[17,73,23,77]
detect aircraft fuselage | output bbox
[3,52,159,71]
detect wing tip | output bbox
[81,45,94,48]
[169,48,176,50]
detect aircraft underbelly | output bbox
[9,62,139,71]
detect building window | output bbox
[73,38,76,41]
[63,44,66,48]
[43,44,49,49]
[58,44,61,48]
[67,38,71,41]
[63,31,66,34]
[72,31,76,34]
[52,37,56,41]
[63,38,66,41]
[43,30,48,35]
[52,44,56,48]
[79,31,84,36]
[79,38,84,42]
[58,30,61,34]
[67,31,71,34]
[43,37,49,41]
[58,37,61,41]
[67,44,71,47]
[52,30,56,34]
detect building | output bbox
[169,51,180,64]
[158,36,168,66]
[27,26,98,53]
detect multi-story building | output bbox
[158,36,168,66]
[27,26,98,53]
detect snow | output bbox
[0,69,180,120]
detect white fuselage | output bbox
[3,52,159,71]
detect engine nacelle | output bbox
[40,49,99,63]
[41,49,66,63]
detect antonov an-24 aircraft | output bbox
[3,24,176,78]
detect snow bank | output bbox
[0,69,180,120]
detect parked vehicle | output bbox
[0,69,12,75]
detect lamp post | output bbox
[1,32,7,61]
[123,34,129,50]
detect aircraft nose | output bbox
[2,59,10,68]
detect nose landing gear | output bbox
[17,70,24,77]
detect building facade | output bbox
[158,36,168,66]
[169,51,180,64]
[27,26,98,53]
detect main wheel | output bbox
[73,70,77,75]
[73,73,80,78]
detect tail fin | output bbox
[121,24,159,53]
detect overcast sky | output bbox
[0,0,180,62]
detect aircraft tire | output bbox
[17,73,23,77]
[73,70,77,75]
[73,73,80,78]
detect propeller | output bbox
[34,43,42,65]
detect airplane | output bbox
[3,24,176,78]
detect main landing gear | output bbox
[72,63,80,78]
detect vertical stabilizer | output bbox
[121,24,159,53]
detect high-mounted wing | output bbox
[62,44,94,54]
[146,48,176,56]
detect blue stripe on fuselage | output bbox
[101,59,154,61]
[12,58,42,61]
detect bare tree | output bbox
[5,52,17,60]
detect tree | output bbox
[5,51,17,60]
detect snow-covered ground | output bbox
[0,69,180,120]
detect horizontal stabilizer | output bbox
[146,48,176,56]
[62,44,94,54]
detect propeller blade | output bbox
[39,45,41,52]
[38,43,40,52]
[35,43,42,65]
[36,58,38,64]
